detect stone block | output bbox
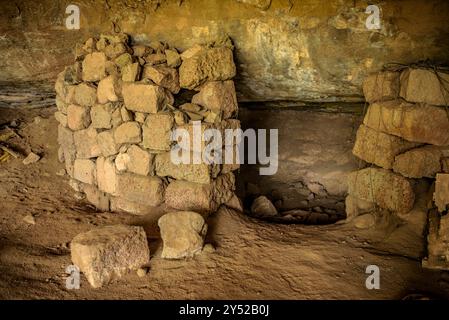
[393,146,442,178]
[73,159,96,185]
[115,173,164,206]
[83,184,110,211]
[114,122,142,144]
[142,113,174,151]
[96,156,118,195]
[158,211,207,259]
[362,71,400,103]
[97,130,119,157]
[122,83,174,114]
[74,127,101,159]
[90,103,113,129]
[97,75,120,104]
[142,65,180,94]
[82,52,107,81]
[192,80,238,119]
[74,83,97,107]
[67,104,91,131]
[71,225,150,288]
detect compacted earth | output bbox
[0,88,449,299]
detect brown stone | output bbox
[67,104,91,131]
[96,156,118,194]
[142,113,174,151]
[114,122,142,145]
[97,130,119,157]
[155,152,217,184]
[363,100,449,146]
[179,47,236,90]
[90,103,113,129]
[347,167,415,213]
[158,211,207,259]
[142,65,180,94]
[362,71,400,103]
[122,83,174,113]
[74,83,97,107]
[393,146,442,178]
[74,127,101,159]
[251,195,278,217]
[83,184,110,211]
[192,80,238,119]
[82,52,107,82]
[115,173,164,206]
[73,159,96,185]
[71,225,150,288]
[434,173,449,212]
[97,75,120,104]
[352,124,420,169]
[400,68,449,106]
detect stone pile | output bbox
[55,34,242,288]
[54,34,239,216]
[348,66,449,268]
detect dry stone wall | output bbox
[54,33,239,216]
[349,66,449,268]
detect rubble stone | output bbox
[251,196,278,217]
[82,52,107,82]
[142,113,174,151]
[71,225,150,288]
[115,173,164,206]
[97,75,120,104]
[67,104,91,131]
[142,65,180,94]
[96,156,118,194]
[158,211,207,259]
[97,130,119,157]
[74,83,97,107]
[114,122,142,144]
[122,83,174,113]
[74,127,101,159]
[90,103,113,129]
[73,159,96,185]
[192,80,238,119]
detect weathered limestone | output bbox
[433,173,449,212]
[82,52,107,82]
[67,104,91,131]
[158,211,207,259]
[114,122,142,144]
[363,100,449,146]
[115,173,164,206]
[74,127,101,159]
[71,225,150,288]
[97,75,120,104]
[142,113,174,151]
[142,65,180,94]
[347,167,415,213]
[251,195,278,217]
[73,159,96,185]
[90,103,113,129]
[192,80,238,119]
[179,47,236,89]
[352,124,419,169]
[393,146,442,178]
[122,83,174,114]
[155,152,217,184]
[400,68,449,106]
[362,71,400,103]
[57,35,239,217]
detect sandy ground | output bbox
[0,104,448,300]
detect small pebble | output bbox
[23,214,36,225]
[22,152,40,165]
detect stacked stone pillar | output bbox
[54,34,240,216]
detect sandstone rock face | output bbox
[363,100,449,146]
[158,211,207,259]
[347,167,415,213]
[400,68,449,106]
[71,225,150,288]
[251,196,278,217]
[352,124,419,169]
[393,146,442,178]
[192,80,238,119]
[122,83,174,114]
[362,71,400,103]
[179,47,236,89]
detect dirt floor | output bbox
[1,100,449,300]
